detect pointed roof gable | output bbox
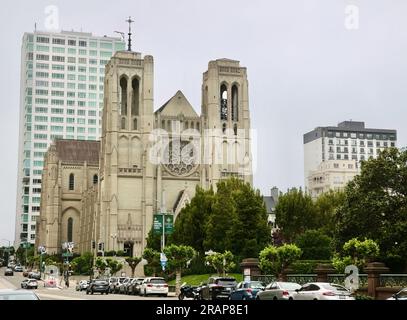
[155,90,199,118]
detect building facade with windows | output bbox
[15,30,125,247]
[36,50,253,257]
[304,121,397,197]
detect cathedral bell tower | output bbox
[201,59,253,189]
[99,49,155,257]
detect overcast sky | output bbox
[1,0,406,243]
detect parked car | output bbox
[128,278,145,295]
[294,282,355,300]
[199,277,238,300]
[14,265,23,272]
[0,289,40,300]
[387,288,407,300]
[256,281,301,300]
[86,279,109,295]
[28,272,41,280]
[21,279,38,289]
[23,269,31,277]
[229,281,265,300]
[140,277,169,297]
[76,280,90,291]
[4,268,14,276]
[109,276,128,293]
[119,277,133,294]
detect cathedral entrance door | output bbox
[124,242,134,257]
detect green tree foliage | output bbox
[334,148,407,269]
[275,188,317,242]
[205,251,236,276]
[125,257,142,277]
[295,230,333,260]
[105,258,123,276]
[71,252,93,275]
[259,244,302,278]
[145,228,163,252]
[142,248,161,276]
[171,187,214,253]
[314,190,345,237]
[163,244,196,295]
[95,257,107,274]
[332,238,380,272]
[170,179,270,260]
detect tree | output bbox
[171,186,214,253]
[142,248,160,276]
[95,257,108,275]
[205,251,236,276]
[259,244,302,278]
[314,190,345,237]
[275,188,318,242]
[332,238,380,272]
[105,258,123,276]
[125,257,142,277]
[163,244,196,295]
[334,148,407,270]
[70,252,93,275]
[295,230,333,260]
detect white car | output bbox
[76,280,90,291]
[294,282,355,300]
[256,281,301,300]
[387,288,407,300]
[140,277,169,297]
[21,279,38,289]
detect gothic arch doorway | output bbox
[124,242,134,257]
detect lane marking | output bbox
[36,293,86,300]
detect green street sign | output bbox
[153,213,174,235]
[62,252,73,258]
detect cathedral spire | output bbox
[126,16,134,51]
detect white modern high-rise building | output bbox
[304,121,397,198]
[15,30,125,247]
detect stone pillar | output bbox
[240,258,261,280]
[315,263,336,283]
[364,262,389,299]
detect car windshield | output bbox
[248,281,264,289]
[150,278,166,284]
[0,293,38,300]
[216,278,237,286]
[95,280,107,285]
[322,284,349,292]
[280,283,302,290]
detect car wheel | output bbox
[313,298,317,301]
[91,291,94,295]
[86,291,89,295]
[256,296,260,300]
[273,296,278,301]
[144,290,147,297]
[178,293,184,300]
[288,297,293,300]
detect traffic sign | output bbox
[160,252,167,262]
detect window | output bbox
[68,39,76,46]
[52,38,65,45]
[79,40,87,47]
[67,218,73,242]
[69,173,74,190]
[93,174,98,185]
[52,64,65,71]
[52,47,65,54]
[77,110,85,116]
[220,84,228,120]
[52,55,65,63]
[66,126,74,133]
[36,36,49,43]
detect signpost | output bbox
[153,213,173,270]
[160,252,168,271]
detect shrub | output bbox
[290,260,331,274]
[295,230,333,260]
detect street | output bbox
[0,267,177,300]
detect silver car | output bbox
[294,282,355,300]
[256,281,301,300]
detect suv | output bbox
[199,277,237,300]
[21,279,38,289]
[140,277,169,297]
[4,268,14,276]
[128,278,144,295]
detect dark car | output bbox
[4,268,14,276]
[128,278,144,295]
[0,289,40,300]
[230,281,265,300]
[28,272,41,280]
[199,277,238,300]
[87,279,109,295]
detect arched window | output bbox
[222,123,227,134]
[220,84,228,120]
[69,173,74,191]
[121,117,126,130]
[196,122,200,132]
[234,123,238,136]
[93,174,98,185]
[232,85,238,121]
[161,120,165,130]
[67,218,73,242]
[131,78,139,116]
[167,120,171,132]
[120,77,127,115]
[133,118,138,130]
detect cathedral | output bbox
[36,49,253,257]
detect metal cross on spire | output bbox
[126,16,134,51]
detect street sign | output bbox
[62,252,73,258]
[160,252,167,262]
[161,260,167,271]
[153,214,163,235]
[153,213,174,235]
